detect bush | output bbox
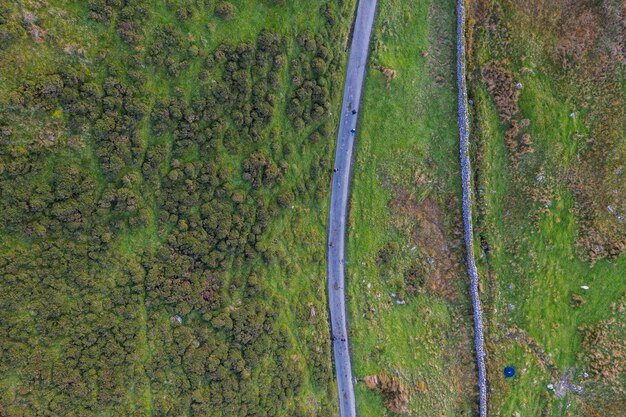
[277,191,294,208]
[215,2,235,20]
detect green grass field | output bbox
[469,1,626,416]
[346,0,476,415]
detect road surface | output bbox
[327,1,378,416]
[456,1,488,416]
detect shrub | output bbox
[277,191,294,208]
[215,2,235,20]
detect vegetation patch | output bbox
[0,0,356,415]
[363,373,411,414]
[391,191,462,300]
[468,0,625,415]
[577,296,626,414]
[347,0,475,415]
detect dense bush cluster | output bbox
[154,31,289,273]
[215,2,236,20]
[287,6,343,130]
[88,0,148,45]
[0,1,347,416]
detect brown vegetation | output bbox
[578,297,626,413]
[480,62,519,121]
[391,189,462,300]
[363,373,411,414]
[480,62,535,161]
[473,0,625,262]
[372,62,397,86]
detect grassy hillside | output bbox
[467,1,625,416]
[0,1,357,416]
[346,0,476,415]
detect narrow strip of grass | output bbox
[347,1,475,415]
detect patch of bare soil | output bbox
[363,373,411,414]
[391,189,462,300]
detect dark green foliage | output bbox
[0,1,350,415]
[215,2,236,20]
[287,23,340,130]
[88,0,147,44]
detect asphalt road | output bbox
[327,1,378,417]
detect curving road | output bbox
[327,1,378,416]
[456,1,488,416]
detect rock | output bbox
[22,11,38,24]
[570,384,583,394]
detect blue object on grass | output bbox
[504,366,515,378]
